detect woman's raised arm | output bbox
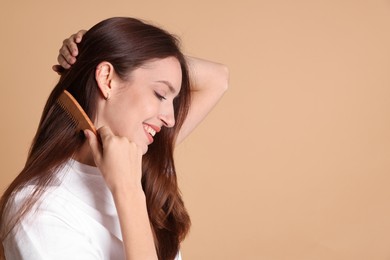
[176,56,228,144]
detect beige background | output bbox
[1,0,390,259]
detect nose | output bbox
[158,104,175,128]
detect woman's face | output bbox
[96,56,182,154]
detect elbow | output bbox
[218,64,229,94]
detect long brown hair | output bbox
[0,17,191,260]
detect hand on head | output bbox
[52,30,86,74]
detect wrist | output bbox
[111,185,146,202]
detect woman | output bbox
[0,17,228,259]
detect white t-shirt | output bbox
[3,159,182,260]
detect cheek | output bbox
[105,93,161,136]
[140,98,161,118]
[102,104,137,136]
[145,104,160,117]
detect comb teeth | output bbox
[56,90,97,135]
[57,100,78,124]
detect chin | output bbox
[142,145,149,155]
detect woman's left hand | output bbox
[52,30,86,73]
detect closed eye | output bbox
[154,91,166,101]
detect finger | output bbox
[52,65,65,74]
[97,126,114,143]
[60,42,76,65]
[97,126,114,151]
[67,36,79,57]
[57,54,72,69]
[84,129,102,163]
[75,30,87,43]
[67,31,84,57]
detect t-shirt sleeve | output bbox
[176,250,182,260]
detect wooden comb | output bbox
[57,90,97,136]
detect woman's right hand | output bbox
[84,126,157,259]
[84,126,143,195]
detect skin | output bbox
[56,30,229,260]
[75,57,182,166]
[96,57,182,154]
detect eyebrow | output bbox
[156,80,177,95]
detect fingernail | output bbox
[84,130,89,139]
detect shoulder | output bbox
[3,186,104,259]
[3,183,113,260]
[3,161,123,259]
[176,251,183,260]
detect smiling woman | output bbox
[0,17,228,260]
[77,57,183,158]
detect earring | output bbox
[105,91,110,100]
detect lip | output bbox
[146,123,161,133]
[143,123,161,144]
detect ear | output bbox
[95,62,114,100]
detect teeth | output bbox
[144,125,156,137]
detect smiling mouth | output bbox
[144,124,156,137]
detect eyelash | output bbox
[154,91,166,101]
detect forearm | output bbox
[113,189,157,260]
[85,125,156,259]
[176,56,229,144]
[185,56,229,93]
